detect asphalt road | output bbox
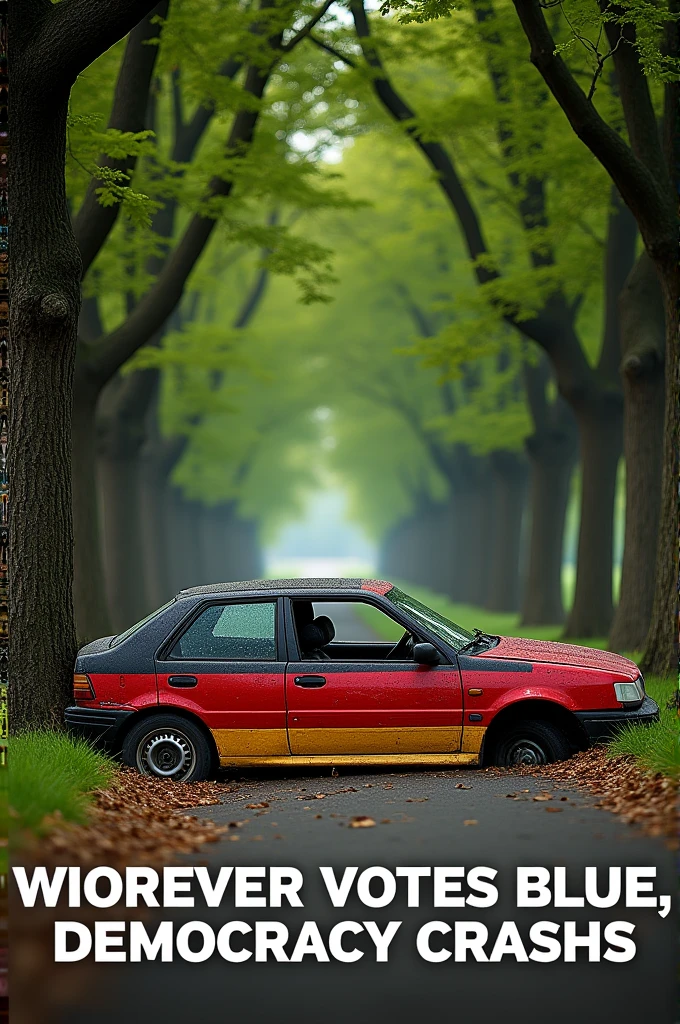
[58,609,677,1024]
[63,764,677,1024]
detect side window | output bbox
[311,601,405,642]
[172,602,277,660]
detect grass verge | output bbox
[608,675,679,778]
[9,731,116,837]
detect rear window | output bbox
[171,602,277,660]
[109,600,175,648]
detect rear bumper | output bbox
[574,695,660,742]
[64,706,135,752]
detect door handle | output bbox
[294,675,326,688]
[168,675,198,688]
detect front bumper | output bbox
[64,706,135,752]
[574,695,660,742]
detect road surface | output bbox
[62,765,677,1024]
[61,608,677,1024]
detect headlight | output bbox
[614,678,644,704]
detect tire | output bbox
[493,718,572,767]
[122,714,214,782]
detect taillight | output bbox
[73,673,95,700]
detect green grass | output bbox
[608,676,680,778]
[9,731,116,837]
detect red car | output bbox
[65,579,658,782]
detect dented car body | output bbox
[65,579,659,782]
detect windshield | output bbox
[387,587,475,652]
[109,599,175,647]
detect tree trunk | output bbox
[9,83,81,727]
[226,513,262,582]
[72,369,112,643]
[563,401,623,638]
[608,252,665,653]
[485,450,528,613]
[201,504,234,584]
[640,263,680,678]
[98,437,148,633]
[449,455,493,607]
[166,490,205,593]
[139,451,173,608]
[521,428,576,626]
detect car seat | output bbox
[298,615,335,661]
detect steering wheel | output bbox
[387,630,414,661]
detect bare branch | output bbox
[281,0,336,53]
[309,33,358,67]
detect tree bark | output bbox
[9,88,81,726]
[72,368,112,641]
[98,375,152,631]
[608,252,665,653]
[563,401,623,637]
[138,432,174,608]
[563,190,637,638]
[521,395,577,625]
[8,0,160,730]
[640,264,680,677]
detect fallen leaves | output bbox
[245,802,269,809]
[405,797,428,803]
[348,816,376,828]
[501,748,678,844]
[463,819,478,826]
[32,768,234,868]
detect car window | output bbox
[110,599,176,647]
[387,587,474,651]
[171,602,277,660]
[310,601,403,642]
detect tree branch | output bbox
[600,4,669,188]
[511,0,674,255]
[85,62,272,387]
[308,33,358,68]
[281,0,336,53]
[36,0,162,89]
[72,1,168,276]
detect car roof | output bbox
[177,578,394,599]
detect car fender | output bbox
[485,685,580,720]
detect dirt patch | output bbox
[500,747,678,845]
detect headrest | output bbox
[299,614,335,651]
[294,601,314,629]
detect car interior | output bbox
[291,598,426,662]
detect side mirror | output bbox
[413,642,441,666]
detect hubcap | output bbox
[138,731,195,780]
[505,739,548,766]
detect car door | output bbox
[155,598,289,762]
[284,596,463,755]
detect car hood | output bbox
[480,636,639,680]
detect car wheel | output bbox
[122,715,214,782]
[493,719,572,767]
